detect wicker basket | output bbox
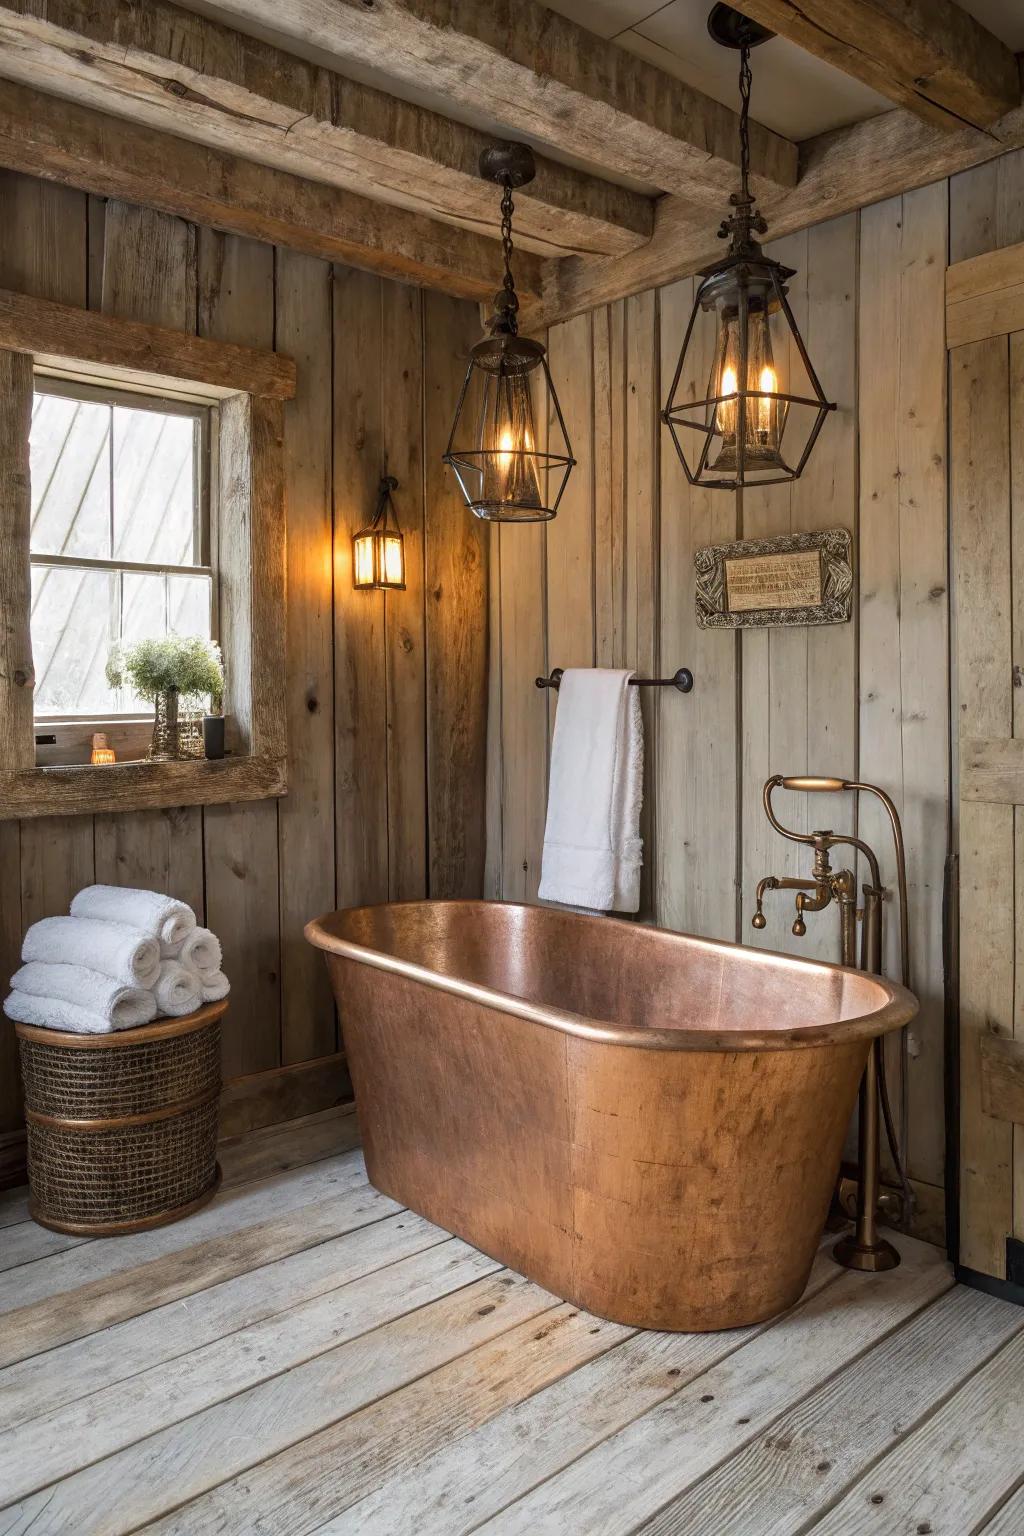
[16,1001,226,1236]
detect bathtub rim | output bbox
[305,899,918,1054]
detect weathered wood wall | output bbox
[0,169,488,1149]
[487,183,957,1214]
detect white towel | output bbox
[154,959,202,1018]
[71,885,197,949]
[178,927,222,977]
[10,962,157,1030]
[4,990,119,1036]
[22,916,160,989]
[199,969,230,1002]
[537,668,644,913]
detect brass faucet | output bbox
[753,775,913,1275]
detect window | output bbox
[28,379,214,720]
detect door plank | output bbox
[469,1239,949,1535]
[0,1270,556,1534]
[0,1208,445,1435]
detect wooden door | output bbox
[949,240,1024,1285]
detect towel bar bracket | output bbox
[535,667,694,694]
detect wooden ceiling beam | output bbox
[525,96,1024,328]
[0,0,653,261]
[732,0,1021,133]
[173,0,798,200]
[0,78,541,302]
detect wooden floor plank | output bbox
[468,1239,951,1536]
[804,1329,1024,1535]
[635,1285,1024,1536]
[0,1189,29,1229]
[154,1302,632,1536]
[0,1238,495,1504]
[0,1209,448,1435]
[978,1482,1024,1534]
[324,1250,844,1536]
[219,1106,359,1189]
[0,1270,558,1534]
[0,1221,89,1272]
[0,1149,368,1318]
[0,1165,392,1368]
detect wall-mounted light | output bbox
[353,474,406,591]
[444,143,574,522]
[661,4,835,491]
[90,731,116,765]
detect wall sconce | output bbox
[90,731,116,765]
[353,475,406,591]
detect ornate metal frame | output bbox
[695,527,854,629]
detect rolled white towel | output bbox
[199,969,230,1002]
[4,990,117,1036]
[71,885,196,950]
[11,962,157,1030]
[154,959,202,1018]
[178,927,222,977]
[22,916,160,989]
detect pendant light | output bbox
[353,474,406,591]
[444,143,575,522]
[662,4,836,491]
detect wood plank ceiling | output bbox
[0,0,1019,323]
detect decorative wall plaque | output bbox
[694,527,853,629]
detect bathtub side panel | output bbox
[327,956,576,1295]
[565,1035,869,1328]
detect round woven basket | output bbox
[16,1001,225,1236]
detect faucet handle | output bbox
[751,907,766,931]
[792,914,807,937]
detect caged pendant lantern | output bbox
[444,143,575,522]
[661,4,836,491]
[353,474,406,591]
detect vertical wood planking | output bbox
[198,228,282,1079]
[333,267,389,909]
[656,276,738,940]
[624,289,660,919]
[546,312,596,677]
[275,248,336,1062]
[1012,332,1024,1241]
[382,281,427,901]
[952,336,1014,1278]
[424,292,489,899]
[499,499,548,901]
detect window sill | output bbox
[0,755,286,820]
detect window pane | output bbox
[31,565,118,716]
[168,573,212,640]
[30,393,111,559]
[113,406,197,564]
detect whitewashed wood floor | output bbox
[1,1115,1023,1536]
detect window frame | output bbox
[29,374,218,728]
[0,285,294,819]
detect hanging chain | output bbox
[738,43,752,209]
[498,176,519,335]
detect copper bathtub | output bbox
[306,900,917,1331]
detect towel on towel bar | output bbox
[71,885,196,950]
[154,959,203,1018]
[177,927,222,976]
[3,990,125,1036]
[537,668,644,913]
[9,961,157,1030]
[22,916,161,989]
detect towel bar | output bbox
[535,667,694,693]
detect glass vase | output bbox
[148,690,205,761]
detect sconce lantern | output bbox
[662,4,835,491]
[353,474,406,591]
[444,143,575,522]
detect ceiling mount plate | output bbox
[707,3,774,49]
[479,142,537,188]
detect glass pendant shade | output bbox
[444,334,574,523]
[662,256,834,491]
[353,475,405,590]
